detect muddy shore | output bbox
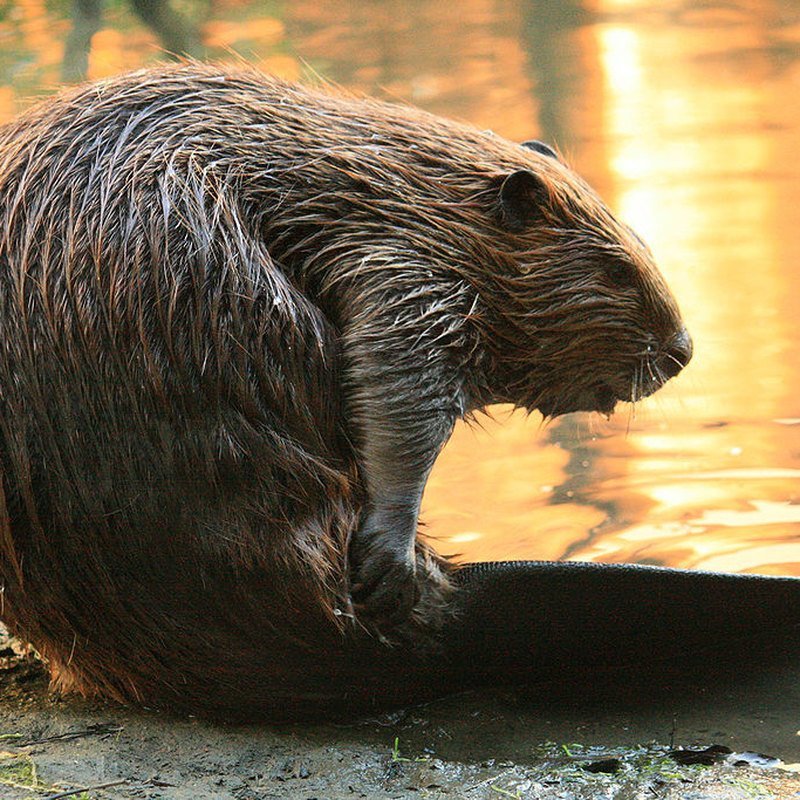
[2,628,799,800]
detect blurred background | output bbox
[1,0,799,575]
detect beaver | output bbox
[4,62,786,722]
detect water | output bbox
[1,0,799,576]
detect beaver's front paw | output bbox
[350,512,419,627]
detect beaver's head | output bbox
[478,140,692,418]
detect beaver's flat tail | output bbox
[438,561,800,690]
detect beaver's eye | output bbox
[606,261,636,287]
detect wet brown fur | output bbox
[0,64,687,719]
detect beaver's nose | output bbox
[659,327,693,379]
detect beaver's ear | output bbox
[521,140,559,160]
[498,169,552,231]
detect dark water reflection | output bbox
[1,0,799,575]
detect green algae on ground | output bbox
[722,774,774,798]
[391,736,432,764]
[0,749,44,792]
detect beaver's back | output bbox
[0,67,392,718]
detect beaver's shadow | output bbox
[334,639,800,765]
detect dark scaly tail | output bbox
[438,561,800,688]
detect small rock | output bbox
[669,745,732,766]
[583,758,621,774]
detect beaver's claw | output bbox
[350,512,419,627]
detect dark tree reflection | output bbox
[62,0,205,82]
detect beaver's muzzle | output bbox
[658,327,693,380]
[633,325,693,404]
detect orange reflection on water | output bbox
[0,89,14,125]
[11,0,67,70]
[545,413,800,574]
[203,17,284,49]
[87,27,159,81]
[422,410,606,563]
[287,0,541,142]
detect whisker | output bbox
[663,351,688,371]
[644,355,659,391]
[635,356,645,402]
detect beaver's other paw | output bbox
[350,513,419,627]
